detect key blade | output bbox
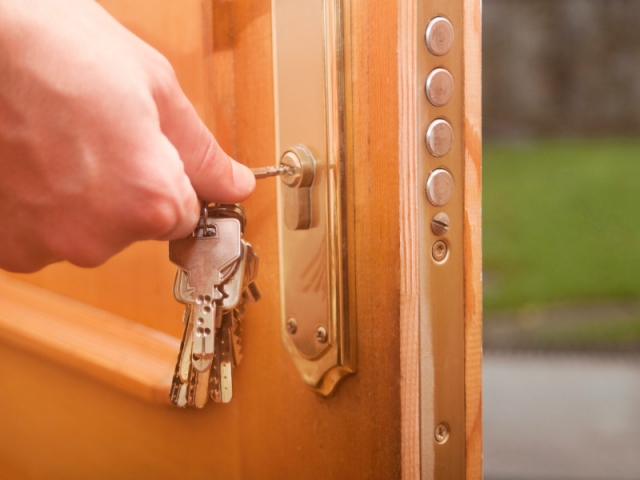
[251,164,294,179]
[169,308,195,407]
[211,312,235,403]
[191,305,216,371]
[193,369,211,409]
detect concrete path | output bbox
[484,353,640,480]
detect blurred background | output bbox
[481,1,640,479]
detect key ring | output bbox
[196,200,209,237]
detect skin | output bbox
[0,0,255,272]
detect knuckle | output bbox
[69,252,110,269]
[47,235,112,269]
[135,185,186,238]
[149,51,180,96]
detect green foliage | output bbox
[484,138,640,312]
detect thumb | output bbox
[154,74,255,203]
[181,125,256,204]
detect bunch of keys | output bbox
[168,164,294,408]
[168,202,260,408]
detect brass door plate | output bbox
[419,6,466,480]
[272,0,354,395]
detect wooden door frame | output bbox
[398,0,482,478]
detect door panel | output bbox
[0,1,481,478]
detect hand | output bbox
[0,0,255,272]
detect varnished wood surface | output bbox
[397,0,421,477]
[0,1,404,479]
[463,0,483,477]
[0,273,177,404]
[234,1,403,477]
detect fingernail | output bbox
[232,160,256,197]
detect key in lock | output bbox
[251,144,316,230]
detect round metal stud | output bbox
[425,68,454,107]
[425,168,454,207]
[425,17,454,56]
[425,119,454,158]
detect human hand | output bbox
[0,0,255,273]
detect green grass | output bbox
[484,138,640,312]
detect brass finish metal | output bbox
[273,0,354,395]
[425,16,455,56]
[419,3,465,478]
[425,68,455,107]
[426,119,454,157]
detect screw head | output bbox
[315,326,328,344]
[286,317,298,335]
[434,423,450,444]
[432,240,448,262]
[431,212,450,236]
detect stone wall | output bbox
[483,0,640,139]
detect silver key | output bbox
[169,203,260,408]
[170,213,242,369]
[211,244,247,403]
[211,310,235,403]
[251,164,295,179]
[169,204,243,407]
[242,242,261,303]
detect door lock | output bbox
[246,0,355,396]
[280,145,316,231]
[251,145,316,231]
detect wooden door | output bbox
[0,1,481,478]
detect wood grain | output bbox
[0,1,481,478]
[233,1,403,478]
[463,0,483,477]
[397,0,421,478]
[0,273,178,404]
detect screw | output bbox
[432,240,448,262]
[431,212,450,236]
[434,423,450,444]
[315,326,328,344]
[286,317,298,335]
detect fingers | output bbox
[151,66,255,204]
[128,132,202,242]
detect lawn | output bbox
[483,138,640,349]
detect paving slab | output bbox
[484,352,640,480]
